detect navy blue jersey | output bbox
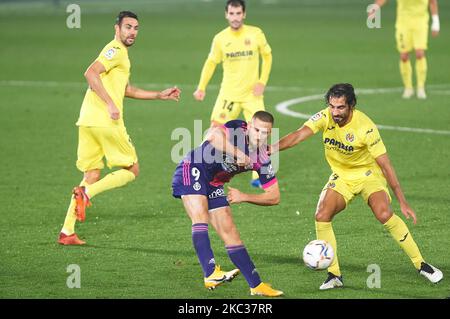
[181,120,277,189]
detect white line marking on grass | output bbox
[1,80,450,135]
[2,80,450,93]
[275,88,450,135]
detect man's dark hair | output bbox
[253,111,274,124]
[115,11,138,26]
[226,0,246,12]
[325,83,357,108]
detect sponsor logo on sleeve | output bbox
[265,164,275,178]
[104,48,117,60]
[311,112,323,122]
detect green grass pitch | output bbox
[0,0,449,299]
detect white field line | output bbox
[275,88,450,135]
[1,79,450,135]
[1,80,450,93]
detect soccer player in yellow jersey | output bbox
[273,83,443,289]
[58,11,181,245]
[370,0,440,99]
[193,0,272,188]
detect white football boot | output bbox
[402,88,414,99]
[417,87,427,99]
[319,272,344,290]
[419,262,443,283]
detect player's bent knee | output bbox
[84,170,101,184]
[127,163,139,178]
[315,211,333,222]
[415,50,425,59]
[376,211,393,224]
[400,53,409,62]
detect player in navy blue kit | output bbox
[172,111,283,297]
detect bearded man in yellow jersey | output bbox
[58,11,181,245]
[273,83,443,290]
[193,0,272,188]
[370,0,440,99]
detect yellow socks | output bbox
[415,57,427,89]
[314,215,424,275]
[316,221,341,276]
[61,179,87,235]
[252,170,259,181]
[85,169,135,199]
[61,170,135,235]
[384,214,424,270]
[399,59,413,89]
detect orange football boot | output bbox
[58,232,86,245]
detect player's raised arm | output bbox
[227,182,280,206]
[430,0,440,37]
[271,125,314,154]
[125,84,181,101]
[206,126,250,167]
[375,153,417,224]
[84,60,120,120]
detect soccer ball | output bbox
[302,239,334,270]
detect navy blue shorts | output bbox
[172,160,229,211]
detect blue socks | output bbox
[192,223,215,277]
[227,244,262,288]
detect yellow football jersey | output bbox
[304,108,387,180]
[396,0,429,25]
[207,25,272,102]
[76,39,130,128]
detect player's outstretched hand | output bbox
[193,89,205,101]
[227,186,244,204]
[160,87,181,101]
[400,202,417,225]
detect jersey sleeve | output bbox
[207,35,222,64]
[96,45,123,73]
[257,160,277,189]
[303,110,328,134]
[364,124,387,159]
[223,119,247,130]
[256,28,272,56]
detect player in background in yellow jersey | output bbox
[272,83,443,289]
[58,11,181,245]
[369,0,440,99]
[193,0,273,188]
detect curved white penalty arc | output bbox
[275,91,450,135]
[275,94,323,119]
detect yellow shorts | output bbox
[322,171,391,206]
[76,126,138,172]
[395,22,428,52]
[210,95,265,124]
